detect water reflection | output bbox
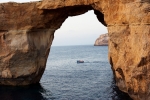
[0,79,132,100]
[0,83,49,100]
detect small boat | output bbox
[77,60,84,63]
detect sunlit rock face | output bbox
[107,1,150,100]
[0,0,149,100]
[94,33,108,46]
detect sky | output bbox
[0,0,108,46]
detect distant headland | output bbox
[94,33,108,46]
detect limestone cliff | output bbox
[0,0,149,100]
[94,33,108,46]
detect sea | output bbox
[0,45,132,100]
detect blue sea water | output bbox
[0,45,132,100]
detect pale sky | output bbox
[0,0,108,46]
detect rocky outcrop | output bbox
[0,0,149,100]
[94,33,108,46]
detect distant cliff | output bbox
[94,33,108,46]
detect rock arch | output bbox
[0,0,149,100]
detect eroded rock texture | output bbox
[94,33,108,46]
[0,0,149,100]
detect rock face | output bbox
[0,0,149,100]
[94,33,108,46]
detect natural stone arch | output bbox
[0,0,149,100]
[0,1,106,86]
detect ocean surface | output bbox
[0,45,132,100]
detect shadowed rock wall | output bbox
[0,0,149,100]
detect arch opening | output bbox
[42,10,132,100]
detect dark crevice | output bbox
[140,0,150,3]
[3,34,5,40]
[0,30,8,32]
[116,68,125,80]
[137,57,150,67]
